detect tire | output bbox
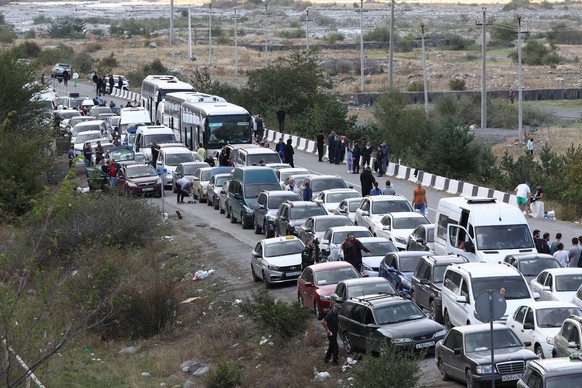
[225,205,230,218]
[213,197,219,210]
[431,300,443,324]
[230,209,237,223]
[254,219,262,234]
[262,271,272,289]
[265,222,274,238]
[438,358,450,381]
[242,215,252,229]
[444,311,453,331]
[251,264,260,282]
[343,332,353,353]
[535,344,545,359]
[465,369,478,388]
[206,197,212,206]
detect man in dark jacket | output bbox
[352,140,361,174]
[109,75,115,94]
[361,141,372,168]
[276,107,286,132]
[302,239,315,269]
[341,233,371,273]
[359,167,376,197]
[284,138,295,168]
[327,131,335,163]
[316,131,325,162]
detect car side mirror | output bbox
[234,193,242,200]
[532,292,541,300]
[366,323,379,330]
[252,252,261,258]
[331,293,342,303]
[362,211,369,216]
[417,238,424,244]
[568,341,579,349]
[523,322,534,330]
[456,295,468,304]
[348,185,354,189]
[257,204,265,209]
[338,207,346,213]
[419,279,429,284]
[304,282,313,288]
[453,348,462,355]
[542,286,551,291]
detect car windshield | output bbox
[310,179,347,192]
[73,125,100,136]
[77,133,102,143]
[374,301,425,324]
[314,218,353,231]
[290,206,327,219]
[165,153,194,166]
[268,194,300,209]
[371,200,413,214]
[393,216,430,229]
[280,169,308,181]
[518,258,560,276]
[465,329,521,352]
[134,153,146,164]
[536,307,582,328]
[326,192,360,203]
[546,375,582,388]
[399,255,425,273]
[472,276,530,300]
[346,282,396,298]
[556,274,582,292]
[245,183,280,199]
[248,154,281,165]
[475,224,535,250]
[314,267,360,286]
[365,241,397,256]
[144,134,176,145]
[264,240,304,257]
[108,149,134,161]
[332,230,373,244]
[69,97,85,108]
[126,166,156,178]
[60,111,80,119]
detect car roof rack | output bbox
[349,293,398,305]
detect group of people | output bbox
[538,232,582,268]
[69,141,119,187]
[275,137,295,168]
[515,181,544,216]
[92,73,124,96]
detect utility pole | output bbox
[188,5,192,59]
[234,8,239,74]
[360,0,364,92]
[421,23,429,113]
[388,0,395,88]
[170,0,174,46]
[306,9,309,53]
[517,16,527,142]
[208,4,212,66]
[476,7,492,129]
[264,3,268,66]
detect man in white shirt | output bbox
[514,181,530,213]
[284,177,298,193]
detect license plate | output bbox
[501,374,521,382]
[142,187,154,191]
[415,341,435,349]
[286,271,302,277]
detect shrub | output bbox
[322,31,345,44]
[205,362,243,388]
[239,289,311,340]
[13,41,42,58]
[407,80,424,92]
[449,78,466,91]
[364,27,389,42]
[348,342,420,387]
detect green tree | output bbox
[143,58,169,74]
[48,16,86,38]
[12,41,42,58]
[490,19,517,47]
[509,39,563,65]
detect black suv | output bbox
[253,190,301,238]
[338,294,446,355]
[273,200,326,237]
[411,255,468,324]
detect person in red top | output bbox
[412,181,427,215]
[109,159,118,188]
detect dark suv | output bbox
[338,294,446,354]
[253,190,301,238]
[411,255,468,323]
[273,200,327,237]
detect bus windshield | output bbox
[207,115,251,146]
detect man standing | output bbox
[72,71,79,87]
[359,167,375,197]
[361,141,372,169]
[382,179,396,195]
[550,233,562,255]
[284,177,298,193]
[333,134,341,165]
[341,233,371,273]
[327,130,335,164]
[553,243,568,268]
[150,142,161,168]
[302,181,313,201]
[62,69,69,86]
[514,181,531,213]
[276,107,286,133]
[509,87,515,104]
[302,239,315,269]
[68,145,76,168]
[526,138,535,157]
[284,138,295,168]
[381,141,390,175]
[412,181,427,215]
[255,114,264,141]
[109,75,115,94]
[568,237,582,268]
[352,140,361,174]
[321,304,341,365]
[316,131,325,162]
[275,138,285,161]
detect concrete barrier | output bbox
[461,183,477,197]
[396,165,411,180]
[306,140,317,153]
[434,176,448,191]
[493,190,510,203]
[508,194,518,206]
[298,138,308,151]
[408,167,418,183]
[476,186,493,198]
[421,172,434,187]
[447,179,461,195]
[386,162,396,177]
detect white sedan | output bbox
[250,236,305,288]
[506,301,582,358]
[314,188,361,214]
[374,212,431,250]
[530,268,582,302]
[333,197,363,223]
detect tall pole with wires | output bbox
[476,7,491,129]
[360,0,364,92]
[264,3,268,66]
[208,4,212,66]
[421,23,429,114]
[234,8,239,74]
[517,16,526,142]
[306,9,309,53]
[388,0,395,88]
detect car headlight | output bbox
[433,329,447,338]
[401,277,411,287]
[320,295,331,301]
[391,337,413,344]
[436,290,442,298]
[267,264,280,271]
[362,263,373,271]
[476,365,492,374]
[395,237,407,244]
[546,337,554,345]
[156,178,162,184]
[127,181,137,187]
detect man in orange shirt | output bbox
[412,181,427,215]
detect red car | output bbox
[117,164,162,197]
[297,261,361,319]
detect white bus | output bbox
[181,100,253,154]
[140,75,194,125]
[164,92,226,140]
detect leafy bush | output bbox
[547,22,582,45]
[33,15,51,24]
[364,27,389,42]
[36,43,75,66]
[278,28,305,39]
[437,33,473,51]
[322,32,345,44]
[449,78,466,91]
[502,0,533,12]
[13,41,42,58]
[239,289,311,340]
[348,342,420,387]
[407,80,424,92]
[72,51,94,73]
[509,39,564,65]
[205,362,243,388]
[48,16,86,38]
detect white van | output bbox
[434,197,536,263]
[119,107,152,133]
[134,125,177,161]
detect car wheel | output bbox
[213,197,219,210]
[251,264,260,282]
[431,300,443,324]
[206,197,212,206]
[242,215,252,229]
[254,219,262,234]
[465,369,478,388]
[262,271,272,289]
[438,358,450,381]
[343,332,353,353]
[265,222,274,238]
[230,209,237,223]
[552,349,557,358]
[535,344,545,359]
[444,311,453,331]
